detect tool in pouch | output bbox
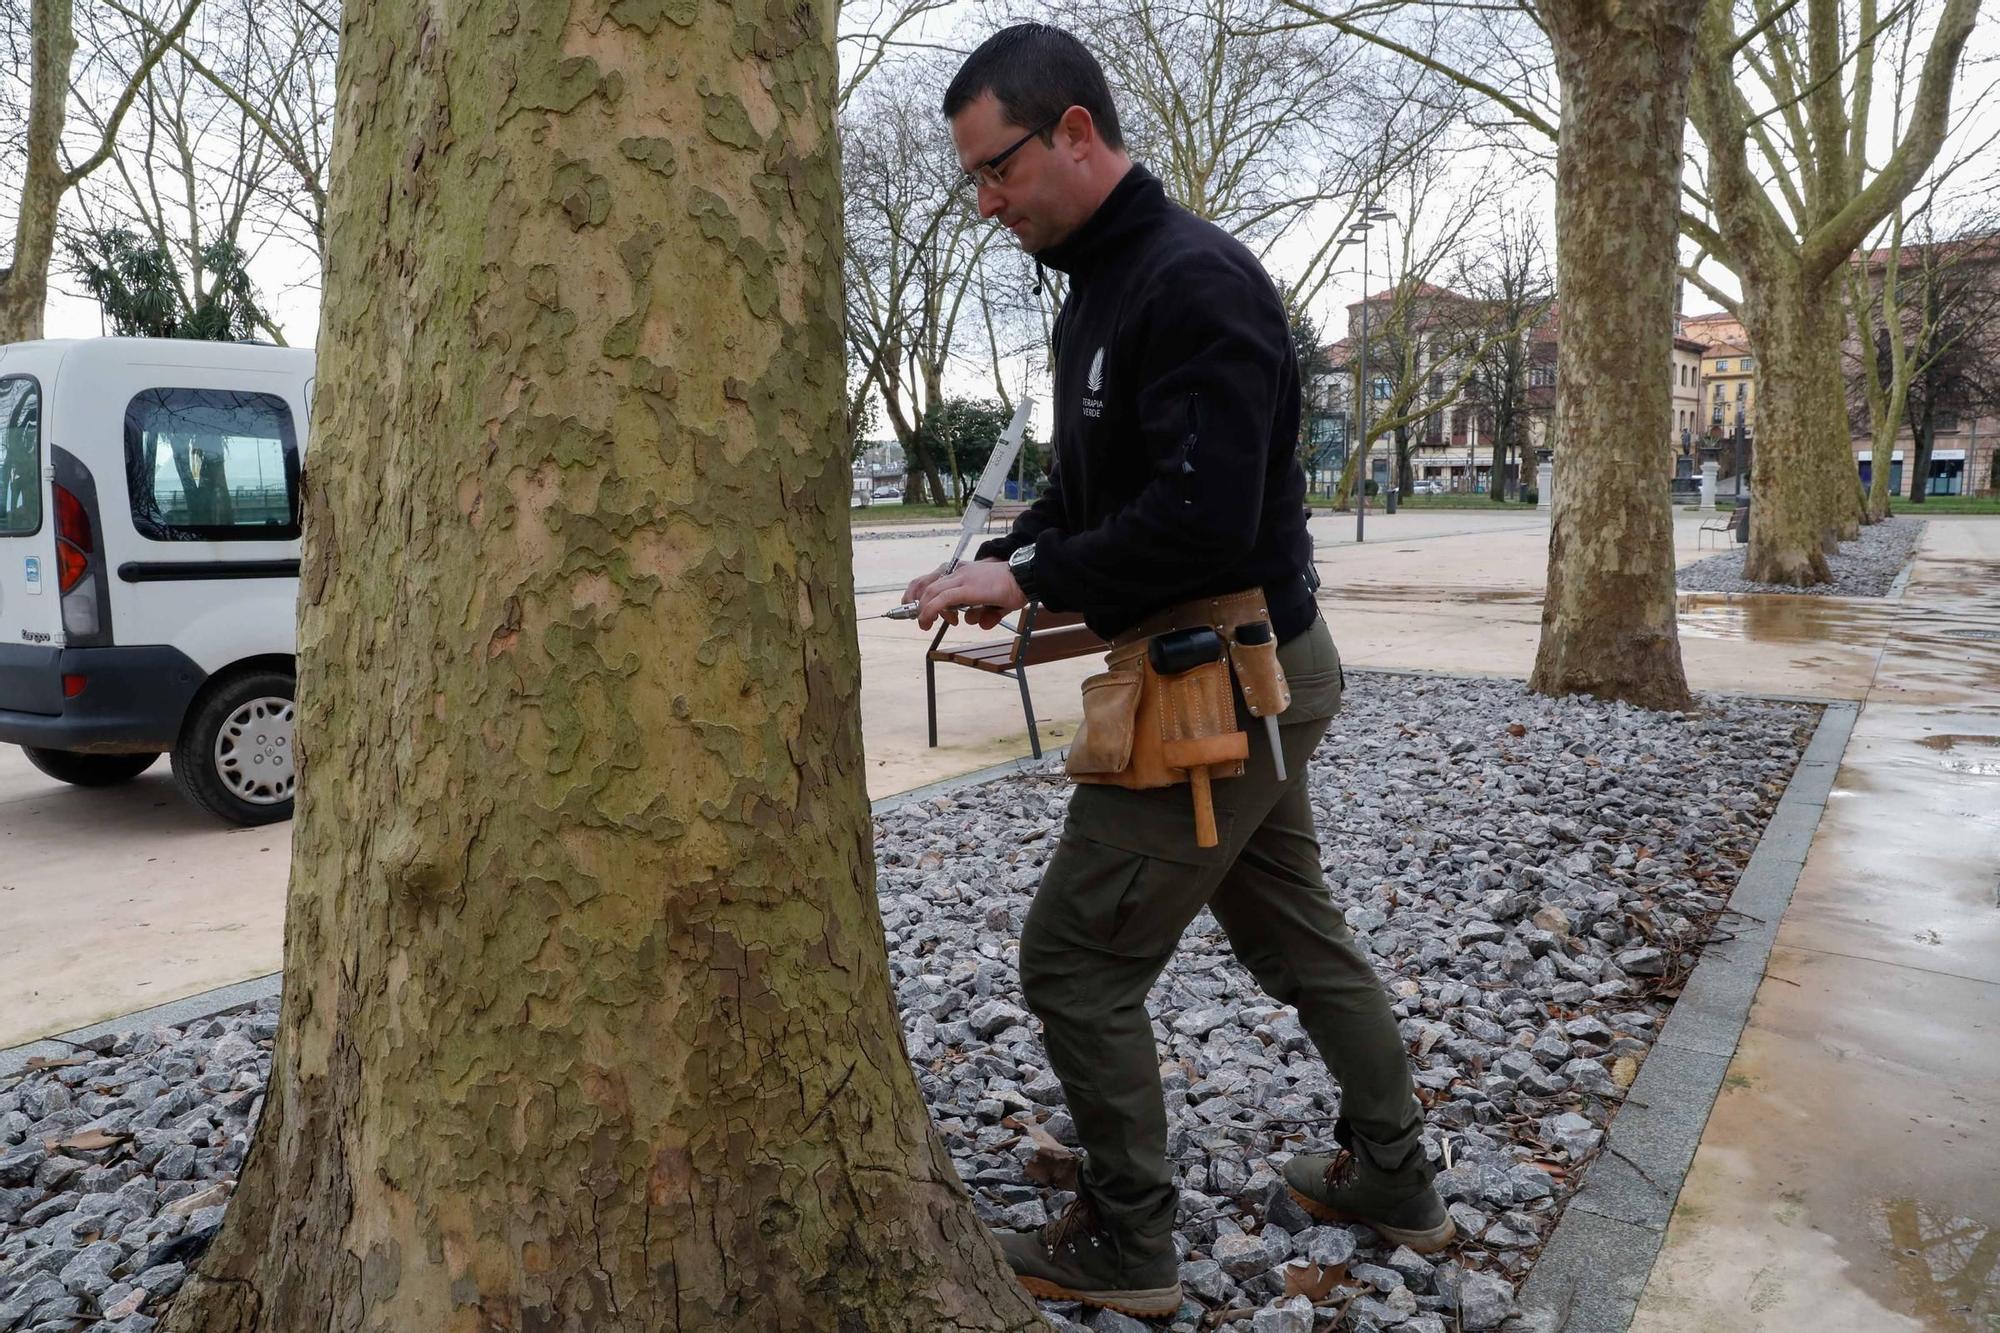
[1064,591,1293,850]
[883,397,1034,621]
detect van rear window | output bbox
[125,388,300,542]
[0,376,40,537]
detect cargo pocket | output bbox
[1034,795,1235,959]
[1065,667,1144,778]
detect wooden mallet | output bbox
[1149,627,1250,849]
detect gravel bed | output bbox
[1675,516,1923,596]
[1,674,1815,1333]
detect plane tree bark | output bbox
[163,0,1046,1328]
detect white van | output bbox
[0,337,311,825]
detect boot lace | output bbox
[1042,1194,1106,1257]
[1322,1147,1360,1194]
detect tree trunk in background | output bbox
[1908,406,1936,502]
[164,1,1044,1328]
[1739,280,1839,582]
[0,0,76,344]
[1529,0,1695,711]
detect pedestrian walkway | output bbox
[1624,519,2000,1332]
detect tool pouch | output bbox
[1065,660,1144,777]
[1068,641,1247,789]
[1228,635,1291,719]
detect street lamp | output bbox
[1347,204,1396,542]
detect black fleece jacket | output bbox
[976,165,1315,641]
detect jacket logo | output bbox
[1083,347,1105,418]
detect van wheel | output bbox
[172,670,296,826]
[21,748,158,787]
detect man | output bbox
[907,24,1452,1319]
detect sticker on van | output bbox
[23,555,40,595]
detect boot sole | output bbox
[1014,1275,1183,1319]
[1285,1186,1458,1254]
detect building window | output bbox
[1713,384,1725,401]
[1715,359,1729,371]
[1736,383,1746,401]
[1530,363,1554,387]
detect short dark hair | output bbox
[941,24,1125,151]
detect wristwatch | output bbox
[1007,542,1041,601]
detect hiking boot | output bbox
[996,1196,1183,1318]
[1282,1148,1456,1253]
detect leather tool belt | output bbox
[1064,587,1294,846]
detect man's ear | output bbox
[1058,104,1095,157]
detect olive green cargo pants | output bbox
[1020,616,1428,1247]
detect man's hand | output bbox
[902,561,958,609]
[916,558,1028,631]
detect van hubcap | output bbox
[215,697,296,806]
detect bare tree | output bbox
[1326,151,1520,507]
[1073,0,1462,311]
[100,0,337,273]
[1682,0,1988,583]
[841,70,997,506]
[0,0,203,342]
[66,1,283,339]
[1450,213,1554,501]
[1278,0,1989,588]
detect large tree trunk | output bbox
[1739,277,1839,583]
[1529,0,1694,712]
[0,0,77,344]
[163,3,1044,1330]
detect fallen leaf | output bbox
[23,1055,89,1071]
[1611,1055,1641,1088]
[51,1129,129,1153]
[164,1180,233,1217]
[1023,1142,1080,1190]
[1507,723,1526,737]
[1283,1260,1348,1301]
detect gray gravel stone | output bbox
[1677,516,1922,597]
[0,674,1814,1330]
[1212,1232,1272,1280]
[1248,1294,1313,1333]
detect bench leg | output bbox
[926,656,939,749]
[1017,669,1041,761]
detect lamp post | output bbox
[1348,204,1395,541]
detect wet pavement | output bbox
[1627,518,2000,1332]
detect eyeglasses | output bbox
[961,119,1059,192]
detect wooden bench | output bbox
[926,603,1108,760]
[985,501,1031,532]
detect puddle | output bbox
[1940,759,2000,777]
[1328,584,1542,606]
[1916,735,2000,752]
[1871,1197,2000,1329]
[1675,595,1901,646]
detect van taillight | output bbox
[63,674,87,698]
[53,484,93,593]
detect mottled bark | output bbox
[1528,0,1694,712]
[163,2,1043,1330]
[1738,279,1840,582]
